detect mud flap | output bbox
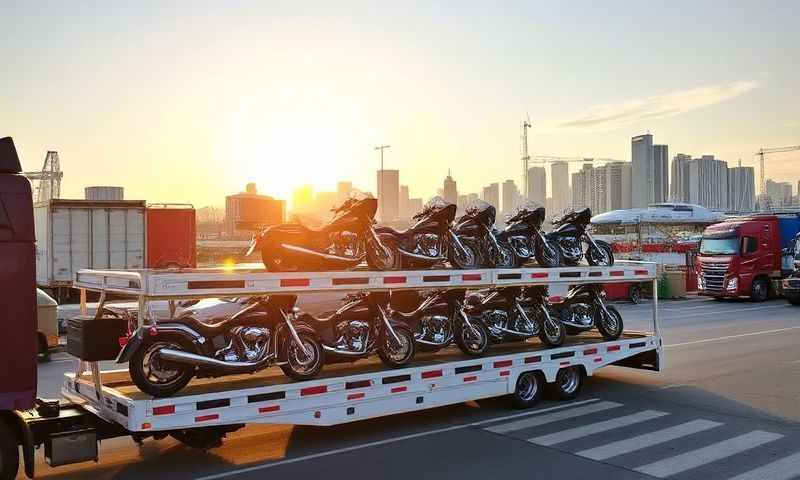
[611,348,660,371]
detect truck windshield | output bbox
[700,237,739,255]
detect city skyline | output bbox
[3,2,799,207]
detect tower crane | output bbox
[530,156,627,165]
[755,145,800,195]
[23,150,63,203]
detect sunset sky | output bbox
[2,1,798,207]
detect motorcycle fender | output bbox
[277,321,319,360]
[116,327,146,363]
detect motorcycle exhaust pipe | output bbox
[496,326,536,337]
[414,336,451,347]
[559,320,593,329]
[322,345,367,357]
[281,243,366,265]
[396,248,446,262]
[158,348,270,372]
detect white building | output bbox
[631,134,654,208]
[728,166,755,212]
[550,161,571,215]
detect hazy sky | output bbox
[2,1,798,207]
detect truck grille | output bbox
[700,261,729,291]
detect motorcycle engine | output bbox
[219,326,271,362]
[335,320,370,352]
[413,233,440,257]
[331,231,360,258]
[419,315,450,343]
[513,307,540,335]
[484,310,508,337]
[509,236,531,258]
[560,238,582,261]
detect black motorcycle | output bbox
[375,197,479,269]
[388,289,490,356]
[550,284,623,340]
[296,292,416,368]
[454,200,517,268]
[547,207,614,266]
[247,193,400,272]
[466,286,566,347]
[496,202,562,268]
[120,295,324,398]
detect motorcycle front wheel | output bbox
[494,243,519,269]
[129,337,196,398]
[281,332,324,380]
[455,319,490,356]
[587,240,614,266]
[538,309,566,347]
[378,326,416,367]
[448,240,480,269]
[535,238,563,268]
[366,233,402,271]
[597,305,623,340]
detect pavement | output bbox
[26,295,800,480]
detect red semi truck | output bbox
[696,213,800,301]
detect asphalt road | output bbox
[27,295,800,480]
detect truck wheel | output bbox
[510,371,544,409]
[546,366,583,401]
[37,332,51,363]
[751,278,768,302]
[0,421,20,480]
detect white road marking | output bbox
[727,451,800,480]
[660,304,789,320]
[576,419,723,460]
[484,400,622,435]
[194,398,600,480]
[528,410,668,446]
[635,430,783,478]
[666,326,800,348]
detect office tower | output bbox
[670,154,692,202]
[502,179,520,214]
[550,161,571,215]
[443,171,458,205]
[457,194,469,211]
[526,166,547,206]
[225,184,285,238]
[399,185,411,219]
[570,164,594,210]
[765,179,793,208]
[482,183,500,209]
[653,144,669,203]
[604,161,632,211]
[631,134,653,207]
[687,155,729,209]
[728,166,755,212]
[376,169,400,222]
[592,164,609,213]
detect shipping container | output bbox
[146,203,196,268]
[34,199,146,289]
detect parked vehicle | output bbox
[696,213,800,301]
[146,204,197,268]
[248,193,400,272]
[36,288,59,361]
[466,286,566,347]
[120,294,324,397]
[548,207,614,266]
[375,197,479,270]
[496,201,562,268]
[454,199,516,268]
[782,233,800,306]
[388,289,490,356]
[296,291,416,367]
[550,284,624,340]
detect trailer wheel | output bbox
[546,366,583,401]
[0,421,20,480]
[510,371,544,409]
[170,427,226,450]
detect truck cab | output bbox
[697,214,800,301]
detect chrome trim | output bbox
[281,310,312,358]
[158,348,273,370]
[280,243,365,263]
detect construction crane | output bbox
[23,150,63,203]
[530,155,627,165]
[755,145,800,195]
[521,116,531,199]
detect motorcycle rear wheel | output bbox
[129,337,196,398]
[378,326,416,367]
[448,241,479,269]
[587,241,614,266]
[597,305,623,340]
[261,246,297,272]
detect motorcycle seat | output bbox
[167,314,235,337]
[376,225,411,236]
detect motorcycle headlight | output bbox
[726,277,738,291]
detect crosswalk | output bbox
[482,399,800,479]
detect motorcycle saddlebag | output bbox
[67,314,128,361]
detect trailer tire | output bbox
[510,371,544,409]
[546,366,583,401]
[170,427,226,450]
[0,420,20,480]
[751,277,768,302]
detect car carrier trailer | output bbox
[4,261,661,479]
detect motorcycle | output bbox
[550,284,624,340]
[296,291,416,368]
[547,207,614,266]
[119,295,324,398]
[388,289,490,356]
[496,201,562,268]
[466,286,566,347]
[375,197,480,270]
[454,199,517,268]
[247,192,400,272]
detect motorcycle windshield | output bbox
[464,199,496,226]
[415,196,453,220]
[506,200,542,223]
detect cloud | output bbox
[557,80,758,130]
